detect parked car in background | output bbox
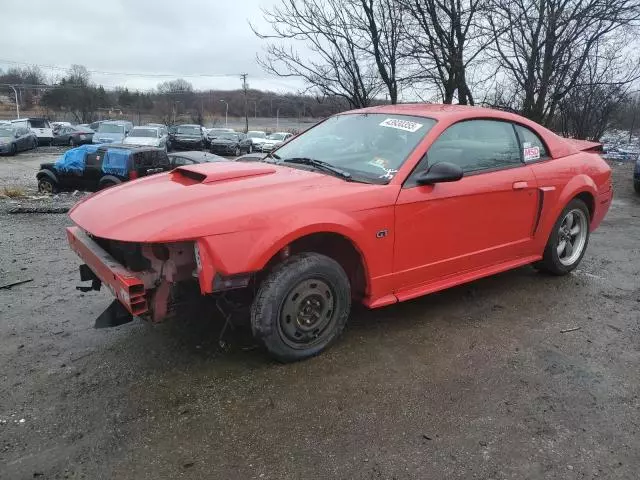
[209,131,253,156]
[86,120,108,132]
[51,121,73,135]
[260,132,294,152]
[92,120,133,144]
[52,125,95,146]
[634,155,640,194]
[37,144,171,193]
[246,130,267,149]
[10,117,54,145]
[0,126,38,155]
[168,150,226,167]
[66,104,613,362]
[168,124,205,150]
[205,127,235,147]
[123,126,169,150]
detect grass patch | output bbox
[2,186,26,198]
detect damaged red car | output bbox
[67,105,612,362]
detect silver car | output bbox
[122,126,169,150]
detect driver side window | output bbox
[428,120,521,174]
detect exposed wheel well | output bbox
[263,232,368,302]
[574,191,595,220]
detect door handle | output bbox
[512,181,529,190]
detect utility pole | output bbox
[241,73,249,133]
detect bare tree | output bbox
[400,0,487,105]
[353,0,406,104]
[555,39,640,140]
[487,0,640,125]
[253,0,406,107]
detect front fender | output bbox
[36,169,58,183]
[200,208,369,275]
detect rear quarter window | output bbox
[514,124,548,161]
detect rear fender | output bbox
[538,174,598,241]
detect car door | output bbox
[393,119,539,295]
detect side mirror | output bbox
[415,162,463,185]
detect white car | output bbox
[247,130,268,149]
[122,126,168,150]
[260,132,294,152]
[10,117,54,145]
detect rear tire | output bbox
[535,198,590,275]
[69,138,74,147]
[10,143,17,156]
[251,253,351,362]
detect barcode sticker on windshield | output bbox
[379,118,423,133]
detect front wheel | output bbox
[234,146,241,157]
[69,138,74,147]
[38,177,57,194]
[535,198,590,275]
[251,253,351,362]
[248,144,253,154]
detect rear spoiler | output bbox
[563,138,603,153]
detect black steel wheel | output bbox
[251,253,351,362]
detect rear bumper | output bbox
[592,185,613,231]
[37,137,53,145]
[66,226,148,316]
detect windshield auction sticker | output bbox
[379,118,423,133]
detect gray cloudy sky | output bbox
[0,0,305,92]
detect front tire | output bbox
[38,177,57,194]
[10,143,17,156]
[234,146,241,157]
[536,198,590,275]
[251,253,351,362]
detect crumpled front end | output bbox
[67,226,198,326]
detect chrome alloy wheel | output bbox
[557,208,588,266]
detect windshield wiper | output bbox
[281,157,352,180]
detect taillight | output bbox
[129,170,139,180]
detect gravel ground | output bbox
[0,160,639,480]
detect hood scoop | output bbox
[172,162,277,185]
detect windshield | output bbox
[98,124,125,134]
[29,119,50,128]
[73,126,94,133]
[0,128,13,137]
[177,126,201,135]
[273,114,435,183]
[247,131,266,139]
[130,128,158,138]
[268,133,287,141]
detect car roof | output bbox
[101,120,130,125]
[131,126,159,130]
[345,103,537,123]
[168,151,224,162]
[177,124,201,127]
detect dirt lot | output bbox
[1,157,639,480]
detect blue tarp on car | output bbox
[102,148,130,176]
[54,144,101,173]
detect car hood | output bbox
[69,162,388,242]
[123,137,159,146]
[0,135,13,142]
[210,139,236,144]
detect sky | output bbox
[0,0,306,93]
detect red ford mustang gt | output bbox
[67,105,612,362]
